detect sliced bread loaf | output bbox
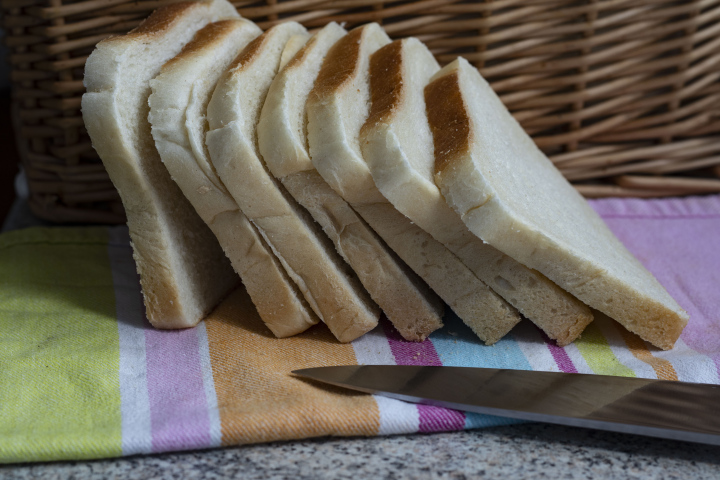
[360,39,594,346]
[149,19,320,338]
[425,58,689,350]
[258,23,445,342]
[206,22,381,343]
[306,24,522,344]
[82,0,240,329]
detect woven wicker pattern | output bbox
[3,0,720,223]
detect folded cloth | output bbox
[0,195,719,463]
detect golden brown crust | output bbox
[227,28,267,74]
[162,19,242,70]
[361,39,404,136]
[425,71,472,176]
[309,26,363,100]
[282,30,317,73]
[129,2,199,38]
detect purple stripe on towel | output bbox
[144,323,212,452]
[541,330,578,373]
[383,321,466,432]
[592,196,720,381]
[417,405,466,433]
[384,321,443,366]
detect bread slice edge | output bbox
[426,58,688,350]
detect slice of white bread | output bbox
[81,0,241,329]
[426,58,689,350]
[360,39,594,346]
[258,22,445,342]
[148,19,320,338]
[206,22,381,343]
[306,24,522,344]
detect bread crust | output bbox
[306,24,389,205]
[426,59,689,350]
[310,27,363,101]
[282,171,445,341]
[163,19,241,69]
[226,28,265,74]
[424,71,472,175]
[308,25,526,343]
[362,39,593,345]
[258,23,446,341]
[363,40,403,132]
[149,19,320,338]
[283,29,321,72]
[82,0,240,329]
[206,23,383,343]
[353,202,519,344]
[119,2,200,39]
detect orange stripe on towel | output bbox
[204,287,380,445]
[618,327,678,381]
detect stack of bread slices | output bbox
[82,0,689,350]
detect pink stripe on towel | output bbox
[384,321,443,367]
[593,196,720,381]
[417,405,466,433]
[541,330,578,373]
[144,324,212,452]
[383,321,466,432]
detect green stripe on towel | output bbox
[0,227,123,462]
[575,322,635,377]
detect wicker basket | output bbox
[3,0,720,224]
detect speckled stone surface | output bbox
[3,424,720,479]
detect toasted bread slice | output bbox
[206,22,381,343]
[360,39,594,346]
[426,58,688,350]
[149,19,321,338]
[306,24,522,344]
[82,0,240,328]
[258,23,446,342]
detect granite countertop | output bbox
[2,424,720,479]
[2,199,720,478]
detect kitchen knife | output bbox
[292,365,720,445]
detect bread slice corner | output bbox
[81,0,241,329]
[307,24,528,344]
[361,38,594,346]
[148,18,323,338]
[206,22,385,343]
[425,57,688,350]
[258,23,452,342]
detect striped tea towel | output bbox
[1,195,719,463]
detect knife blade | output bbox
[292,365,720,445]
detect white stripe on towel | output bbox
[108,226,153,456]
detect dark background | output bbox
[1,32,19,226]
[1,89,19,226]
